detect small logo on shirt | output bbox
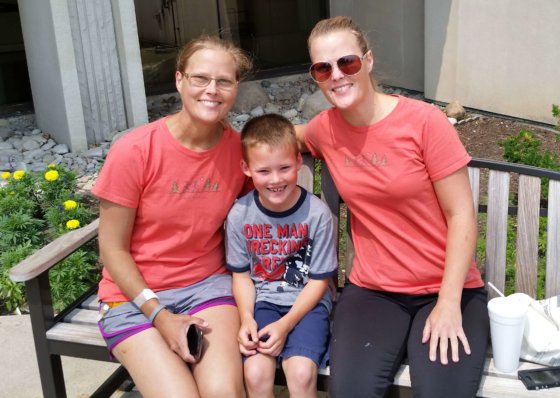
[170,178,220,194]
[344,152,388,167]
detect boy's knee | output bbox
[284,360,317,391]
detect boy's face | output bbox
[241,143,302,212]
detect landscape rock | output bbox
[232,81,269,113]
[52,144,69,154]
[22,139,41,151]
[445,101,466,120]
[302,90,332,120]
[250,106,264,117]
[0,127,11,140]
[282,109,299,120]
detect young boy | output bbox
[225,114,338,398]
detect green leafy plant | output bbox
[553,104,560,131]
[50,250,99,312]
[499,128,560,200]
[0,165,99,313]
[0,243,35,312]
[0,211,45,252]
[499,129,559,171]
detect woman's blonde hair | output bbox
[176,35,253,81]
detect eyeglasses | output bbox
[181,72,238,90]
[309,53,367,83]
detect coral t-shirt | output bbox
[92,118,252,302]
[305,96,483,294]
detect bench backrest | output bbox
[10,155,560,303]
[298,154,560,300]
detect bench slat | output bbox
[316,359,558,397]
[479,359,559,397]
[297,155,314,191]
[515,175,541,296]
[46,323,106,346]
[81,294,100,311]
[64,308,99,326]
[468,166,481,219]
[485,170,510,297]
[546,180,560,297]
[321,166,341,249]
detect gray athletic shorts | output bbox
[98,273,235,356]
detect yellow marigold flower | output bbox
[63,200,78,210]
[66,219,80,230]
[13,170,25,180]
[1,171,10,180]
[45,170,60,181]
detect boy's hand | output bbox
[256,319,290,357]
[238,317,259,355]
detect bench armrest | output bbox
[9,218,100,283]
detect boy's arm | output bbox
[257,278,329,356]
[232,271,259,355]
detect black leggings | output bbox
[329,284,489,398]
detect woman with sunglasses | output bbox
[92,35,252,397]
[297,16,489,397]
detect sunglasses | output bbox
[309,53,368,83]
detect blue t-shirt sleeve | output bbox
[308,199,338,279]
[225,203,251,273]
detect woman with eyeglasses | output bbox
[92,35,252,397]
[296,16,489,397]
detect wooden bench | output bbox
[9,155,560,397]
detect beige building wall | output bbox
[330,0,424,91]
[425,0,559,125]
[332,0,559,125]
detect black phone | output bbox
[186,324,203,362]
[518,366,560,390]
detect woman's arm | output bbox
[98,199,205,362]
[422,166,477,364]
[98,199,151,308]
[294,123,309,153]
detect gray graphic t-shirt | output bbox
[225,188,338,311]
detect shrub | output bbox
[0,243,35,312]
[0,164,99,313]
[499,129,560,171]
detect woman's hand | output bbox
[238,317,259,356]
[427,167,476,364]
[153,310,209,363]
[256,319,290,357]
[422,299,471,364]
